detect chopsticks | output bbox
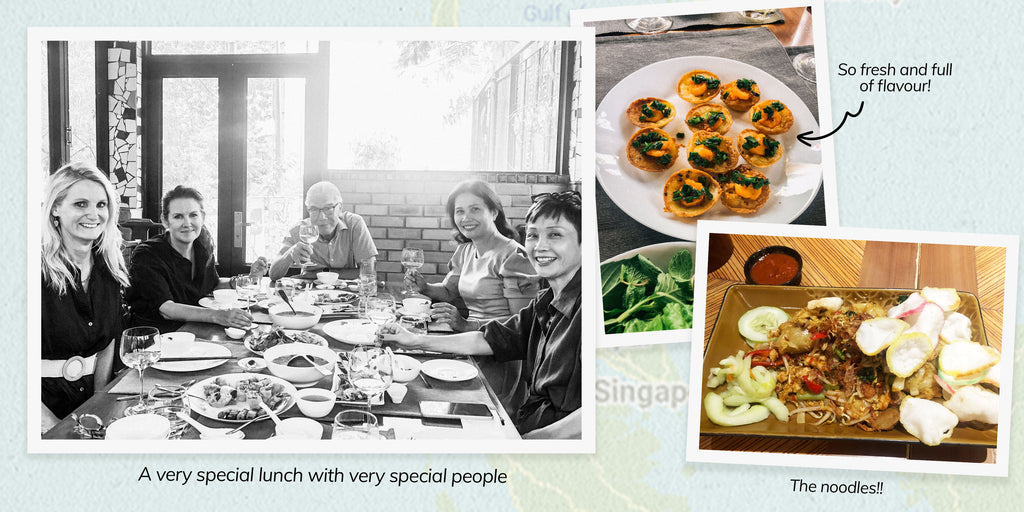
[419,374,433,389]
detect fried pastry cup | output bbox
[677,69,721,104]
[626,127,679,172]
[684,103,732,135]
[737,129,784,168]
[626,97,677,128]
[749,99,794,135]
[720,79,761,112]
[663,168,721,218]
[685,130,738,174]
[720,164,771,214]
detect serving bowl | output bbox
[263,342,339,385]
[268,303,323,330]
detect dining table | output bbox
[43,280,521,442]
[700,234,1006,463]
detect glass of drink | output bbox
[297,221,319,274]
[332,410,381,440]
[358,257,377,302]
[346,346,394,402]
[148,385,190,439]
[400,247,424,295]
[234,274,259,313]
[119,326,161,416]
[365,296,396,345]
[625,17,672,34]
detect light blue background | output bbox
[6,1,1022,510]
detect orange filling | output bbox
[735,181,762,200]
[687,80,708,96]
[645,139,672,158]
[758,109,783,128]
[681,179,705,207]
[643,103,664,122]
[694,145,715,161]
[726,84,751,101]
[748,134,767,155]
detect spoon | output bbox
[277,289,296,314]
[285,353,333,376]
[175,411,245,439]
[226,414,267,435]
[259,402,283,427]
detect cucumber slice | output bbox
[737,306,790,345]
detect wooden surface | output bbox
[700,234,1006,462]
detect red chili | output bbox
[801,375,824,394]
[745,349,782,368]
[811,331,828,340]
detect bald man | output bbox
[269,181,378,280]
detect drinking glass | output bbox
[625,17,672,34]
[332,410,381,440]
[234,274,258,313]
[297,222,319,273]
[365,296,397,345]
[120,326,161,416]
[358,257,377,300]
[346,346,394,401]
[400,247,425,295]
[148,385,190,439]
[792,51,816,83]
[738,9,775,21]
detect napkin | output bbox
[586,10,783,37]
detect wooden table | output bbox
[700,234,1006,462]
[43,306,519,441]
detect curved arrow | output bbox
[796,101,865,147]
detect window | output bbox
[326,39,578,173]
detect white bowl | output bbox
[268,303,323,330]
[294,388,337,418]
[105,414,171,440]
[401,297,431,316]
[212,289,238,303]
[224,327,246,339]
[275,417,324,439]
[392,354,421,382]
[160,332,195,357]
[263,343,339,385]
[317,271,340,286]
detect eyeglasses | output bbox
[306,203,339,216]
[530,191,581,206]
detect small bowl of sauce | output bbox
[744,246,802,286]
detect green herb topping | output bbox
[691,74,721,90]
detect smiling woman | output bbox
[125,186,256,332]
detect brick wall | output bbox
[325,170,570,286]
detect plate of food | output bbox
[596,56,822,240]
[700,285,999,448]
[186,373,297,423]
[297,289,359,315]
[601,242,696,345]
[243,326,329,355]
[322,319,378,346]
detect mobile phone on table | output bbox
[419,401,493,419]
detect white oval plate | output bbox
[104,413,170,440]
[420,359,478,382]
[596,56,823,240]
[152,341,232,372]
[322,319,378,346]
[186,373,297,423]
[198,297,250,310]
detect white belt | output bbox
[41,354,97,381]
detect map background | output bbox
[5,0,1022,510]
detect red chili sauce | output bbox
[749,252,799,285]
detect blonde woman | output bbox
[40,163,130,432]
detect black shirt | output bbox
[41,255,124,417]
[126,230,220,333]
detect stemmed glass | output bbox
[625,17,672,34]
[234,274,258,313]
[297,221,319,274]
[119,326,162,416]
[400,247,424,295]
[792,51,816,83]
[364,296,397,346]
[346,346,394,403]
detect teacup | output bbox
[402,297,431,316]
[212,289,238,304]
[317,271,340,286]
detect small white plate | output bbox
[256,297,284,309]
[322,319,378,346]
[152,342,232,372]
[198,297,250,310]
[105,413,170,440]
[420,359,478,382]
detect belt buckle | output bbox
[62,356,86,382]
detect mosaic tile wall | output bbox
[106,43,139,209]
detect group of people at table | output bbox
[41,162,583,439]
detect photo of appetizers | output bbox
[595,56,822,240]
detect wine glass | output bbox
[625,17,672,34]
[234,274,258,313]
[792,51,816,83]
[297,222,319,273]
[365,296,397,345]
[119,326,161,416]
[738,10,775,21]
[400,247,424,295]
[358,257,377,301]
[347,346,394,402]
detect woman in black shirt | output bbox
[40,163,131,431]
[126,186,258,333]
